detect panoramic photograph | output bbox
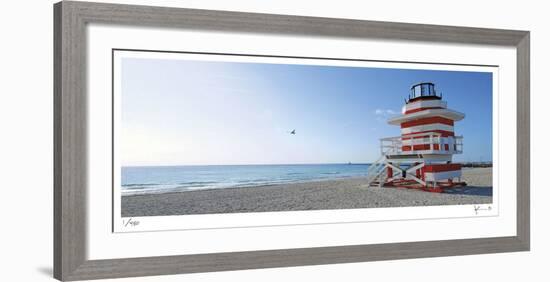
[117,53,493,217]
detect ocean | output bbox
[121,163,371,196]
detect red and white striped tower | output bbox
[369,82,466,192]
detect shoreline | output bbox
[122,175,371,196]
[121,167,492,217]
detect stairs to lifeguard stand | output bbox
[365,154,388,188]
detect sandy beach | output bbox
[121,167,492,217]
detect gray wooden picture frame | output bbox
[53,1,530,281]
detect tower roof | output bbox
[407,82,441,103]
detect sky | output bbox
[120,56,493,166]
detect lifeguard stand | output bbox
[365,82,466,192]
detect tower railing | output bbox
[380,132,463,156]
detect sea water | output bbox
[121,164,371,196]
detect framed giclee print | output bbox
[53,1,530,281]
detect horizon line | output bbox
[121,162,372,168]
[121,161,493,168]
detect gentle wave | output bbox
[121,164,371,196]
[177,181,218,186]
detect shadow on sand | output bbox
[444,186,493,196]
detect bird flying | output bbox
[290,129,296,135]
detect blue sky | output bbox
[120,56,493,166]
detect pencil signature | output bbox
[474,205,492,215]
[123,218,140,227]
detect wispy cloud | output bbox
[374,109,398,116]
[374,108,399,122]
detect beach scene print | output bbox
[117,52,493,217]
